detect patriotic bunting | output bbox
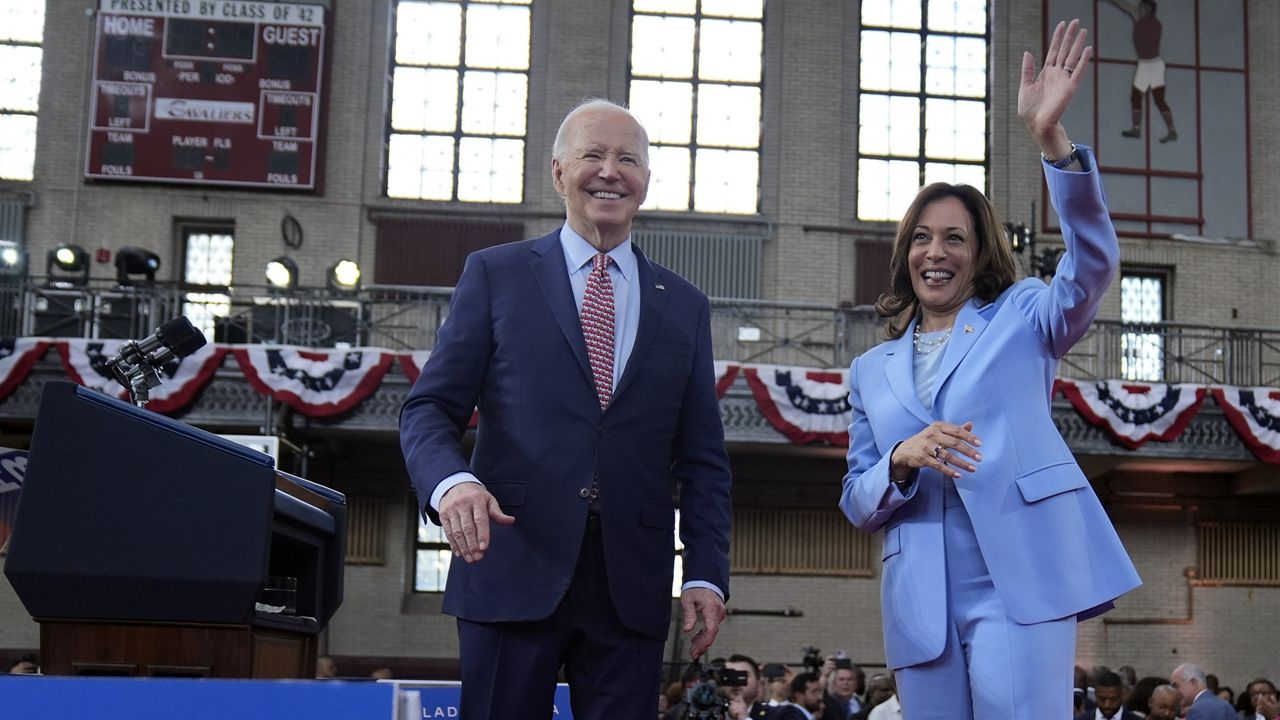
[1057,378,1206,449]
[55,339,227,414]
[0,338,49,401]
[1212,387,1280,463]
[232,346,394,417]
[7,335,1280,464]
[714,361,739,399]
[743,365,851,445]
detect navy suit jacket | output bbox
[839,147,1141,668]
[399,230,732,640]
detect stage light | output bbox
[327,259,361,294]
[46,244,89,287]
[115,246,161,286]
[265,256,299,291]
[0,240,27,281]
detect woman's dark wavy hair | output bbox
[875,182,1018,339]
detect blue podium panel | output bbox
[2,677,396,720]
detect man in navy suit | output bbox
[1172,664,1236,720]
[400,99,732,720]
[1075,671,1142,720]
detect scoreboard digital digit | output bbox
[85,0,328,190]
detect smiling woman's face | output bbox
[908,195,977,328]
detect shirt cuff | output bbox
[681,580,725,602]
[429,472,481,513]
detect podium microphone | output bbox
[106,317,208,407]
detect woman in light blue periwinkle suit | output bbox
[839,20,1141,720]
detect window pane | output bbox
[859,31,920,93]
[1121,332,1164,381]
[696,84,759,148]
[924,98,985,161]
[693,148,757,214]
[924,161,984,189]
[698,19,762,83]
[387,133,456,200]
[457,137,523,202]
[861,0,922,29]
[461,70,528,136]
[700,0,763,19]
[859,94,920,156]
[391,67,458,132]
[0,45,42,112]
[928,0,986,34]
[926,35,986,98]
[633,0,695,14]
[629,80,693,144]
[464,4,530,71]
[184,232,234,286]
[396,1,462,66]
[631,15,695,79]
[415,548,452,592]
[857,158,919,222]
[643,145,690,211]
[0,113,36,181]
[183,293,229,342]
[1121,276,1163,323]
[0,1,44,43]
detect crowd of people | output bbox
[658,656,1280,720]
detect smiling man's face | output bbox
[552,106,650,251]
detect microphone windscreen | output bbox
[156,317,208,358]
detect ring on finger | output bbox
[932,445,944,460]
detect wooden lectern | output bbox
[4,381,346,679]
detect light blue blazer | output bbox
[839,147,1141,670]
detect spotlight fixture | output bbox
[1003,202,1061,280]
[114,246,161,286]
[265,256,299,291]
[46,243,90,287]
[327,259,361,294]
[0,240,27,282]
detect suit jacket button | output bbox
[578,487,591,499]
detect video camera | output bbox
[684,662,749,720]
[801,645,823,675]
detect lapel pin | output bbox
[964,324,974,333]
[655,283,665,291]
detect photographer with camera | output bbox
[676,660,750,720]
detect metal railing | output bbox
[2,277,1278,385]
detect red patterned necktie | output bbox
[581,253,615,409]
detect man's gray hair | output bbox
[551,98,650,164]
[1152,683,1178,698]
[1173,664,1207,685]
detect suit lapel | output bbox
[929,298,991,409]
[529,231,594,387]
[612,245,667,404]
[885,317,934,426]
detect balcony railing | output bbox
[1,278,1278,386]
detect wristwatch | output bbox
[1041,143,1079,169]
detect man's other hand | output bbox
[680,587,726,660]
[439,482,515,563]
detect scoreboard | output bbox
[85,0,328,190]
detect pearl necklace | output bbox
[913,325,953,355]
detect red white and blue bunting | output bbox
[56,339,227,414]
[7,339,1280,463]
[232,346,393,417]
[1056,378,1207,450]
[1212,387,1280,464]
[743,364,851,445]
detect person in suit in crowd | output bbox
[772,673,826,720]
[1146,684,1180,720]
[399,98,732,720]
[838,19,1141,720]
[724,654,774,720]
[1172,664,1236,720]
[1077,671,1143,720]
[821,658,864,720]
[852,673,896,720]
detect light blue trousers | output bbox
[895,482,1076,719]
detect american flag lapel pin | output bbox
[964,324,974,333]
[655,283,665,291]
